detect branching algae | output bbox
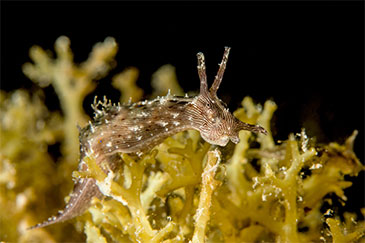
[0,36,364,242]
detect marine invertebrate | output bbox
[29,47,267,229]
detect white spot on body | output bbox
[129,126,139,132]
[156,121,169,127]
[172,113,179,118]
[159,96,168,105]
[136,111,149,118]
[173,121,180,126]
[142,111,149,117]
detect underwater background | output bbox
[1,1,364,242]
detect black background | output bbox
[2,1,364,214]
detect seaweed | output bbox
[0,36,363,242]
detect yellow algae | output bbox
[192,149,222,243]
[112,67,143,104]
[0,36,363,242]
[151,64,185,97]
[22,36,118,163]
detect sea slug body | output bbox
[29,47,267,229]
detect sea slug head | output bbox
[189,47,267,146]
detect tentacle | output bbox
[197,52,208,94]
[237,120,267,135]
[210,47,231,96]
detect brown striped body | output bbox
[29,47,267,229]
